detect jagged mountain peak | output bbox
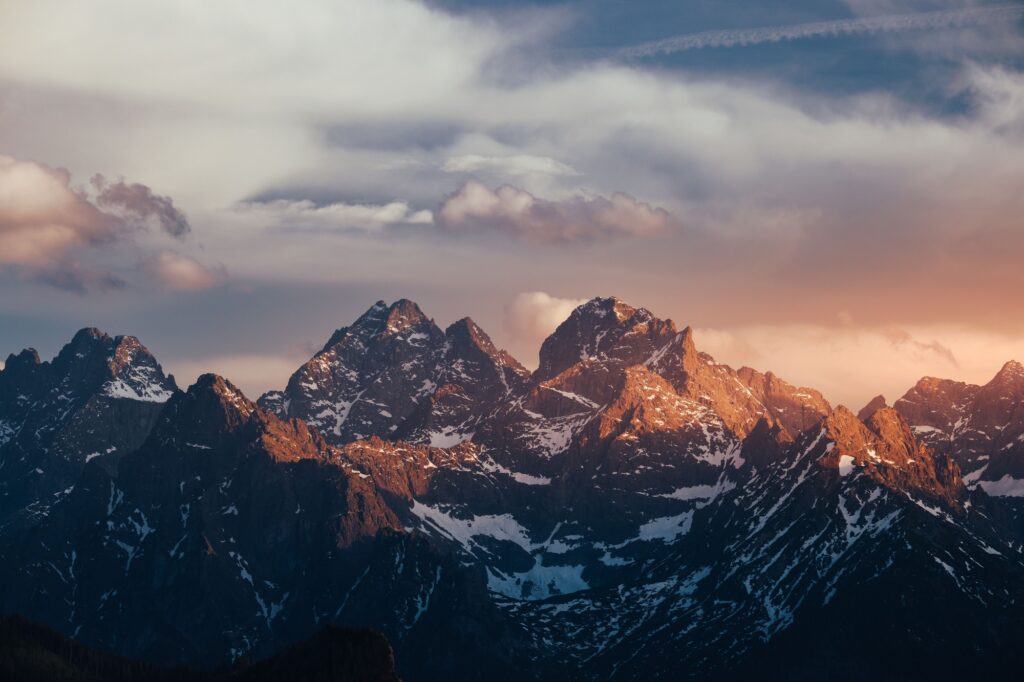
[677,324,698,356]
[383,298,431,333]
[576,296,658,327]
[271,299,527,445]
[161,373,257,438]
[0,328,176,523]
[2,328,175,404]
[54,327,155,369]
[989,359,1024,386]
[818,404,864,441]
[863,405,914,442]
[445,317,527,374]
[536,296,678,382]
[340,299,390,337]
[857,394,888,421]
[1,347,41,372]
[578,295,644,322]
[52,327,114,365]
[69,326,109,343]
[812,404,962,504]
[445,316,490,348]
[133,374,332,476]
[188,373,255,413]
[321,299,437,352]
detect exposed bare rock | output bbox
[857,394,888,421]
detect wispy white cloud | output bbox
[436,180,675,244]
[617,3,1024,57]
[442,154,579,177]
[236,198,433,232]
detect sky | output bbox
[1,0,1023,409]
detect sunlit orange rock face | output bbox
[896,360,1024,482]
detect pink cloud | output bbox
[142,250,226,291]
[0,155,116,269]
[0,154,214,292]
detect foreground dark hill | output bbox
[0,615,400,682]
[2,297,1024,680]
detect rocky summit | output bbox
[2,296,1024,681]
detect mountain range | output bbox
[2,296,1023,680]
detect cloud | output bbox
[878,327,959,367]
[0,0,512,119]
[92,175,191,238]
[0,154,218,292]
[436,180,676,244]
[1,0,1023,337]
[442,154,579,177]
[0,155,117,266]
[0,155,123,289]
[504,291,587,362]
[237,198,433,232]
[617,3,1024,57]
[142,251,225,291]
[694,324,1024,410]
[33,264,126,293]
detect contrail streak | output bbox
[617,3,1024,58]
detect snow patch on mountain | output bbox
[635,510,694,542]
[978,475,1024,497]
